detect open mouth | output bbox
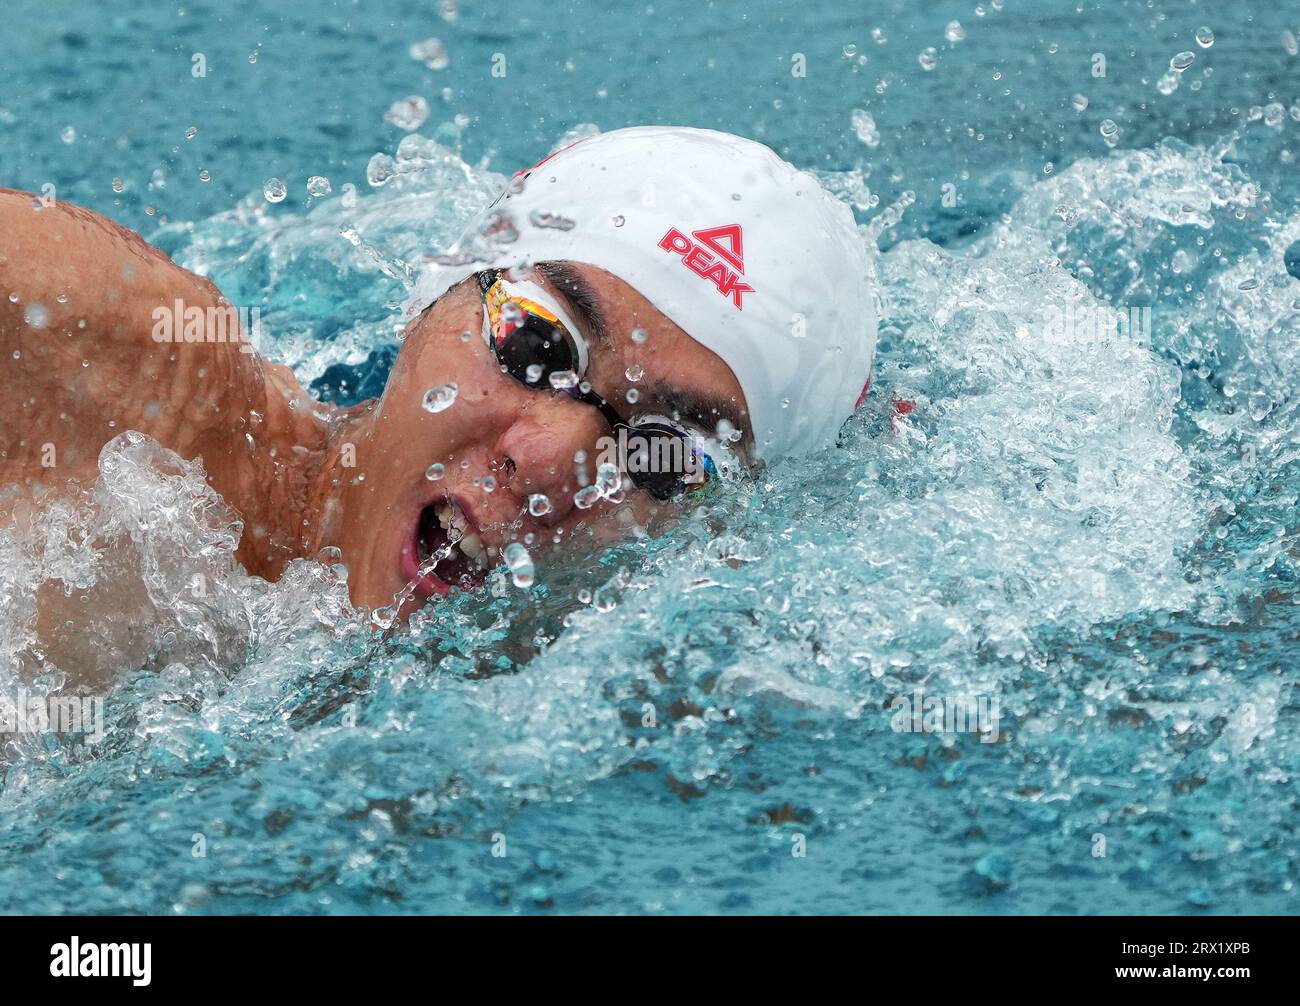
[406,497,491,597]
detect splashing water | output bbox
[3,3,1300,916]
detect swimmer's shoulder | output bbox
[0,188,265,473]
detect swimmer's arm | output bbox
[0,187,264,474]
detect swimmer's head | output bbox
[331,127,875,610]
[406,126,878,461]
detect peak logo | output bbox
[658,224,755,310]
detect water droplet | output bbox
[422,382,458,413]
[918,47,938,71]
[24,303,50,329]
[1071,93,1089,112]
[842,43,857,58]
[60,126,76,144]
[483,474,497,493]
[479,209,519,244]
[1099,119,1120,147]
[850,108,879,148]
[112,177,124,193]
[1170,50,1195,72]
[596,462,621,493]
[263,177,287,203]
[528,494,553,517]
[871,27,887,44]
[528,209,576,231]
[425,463,445,481]
[307,175,332,197]
[574,485,603,509]
[625,388,639,404]
[1195,26,1214,49]
[367,153,397,187]
[409,37,449,70]
[612,214,625,227]
[505,542,535,588]
[525,362,544,384]
[248,50,258,64]
[625,364,643,382]
[384,95,430,132]
[185,125,198,140]
[630,327,648,344]
[549,370,579,390]
[198,169,211,182]
[945,20,965,43]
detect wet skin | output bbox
[0,188,752,616]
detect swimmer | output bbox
[0,127,875,617]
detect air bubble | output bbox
[528,493,553,516]
[1195,26,1214,48]
[263,178,287,203]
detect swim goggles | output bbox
[476,268,744,500]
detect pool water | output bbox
[2,0,1299,914]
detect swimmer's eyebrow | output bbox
[534,260,608,346]
[642,379,748,449]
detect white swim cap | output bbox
[405,126,876,461]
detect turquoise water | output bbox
[2,0,1300,913]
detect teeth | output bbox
[458,532,487,567]
[434,501,467,543]
[432,501,487,568]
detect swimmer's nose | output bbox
[495,395,610,524]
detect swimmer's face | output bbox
[333,261,751,612]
